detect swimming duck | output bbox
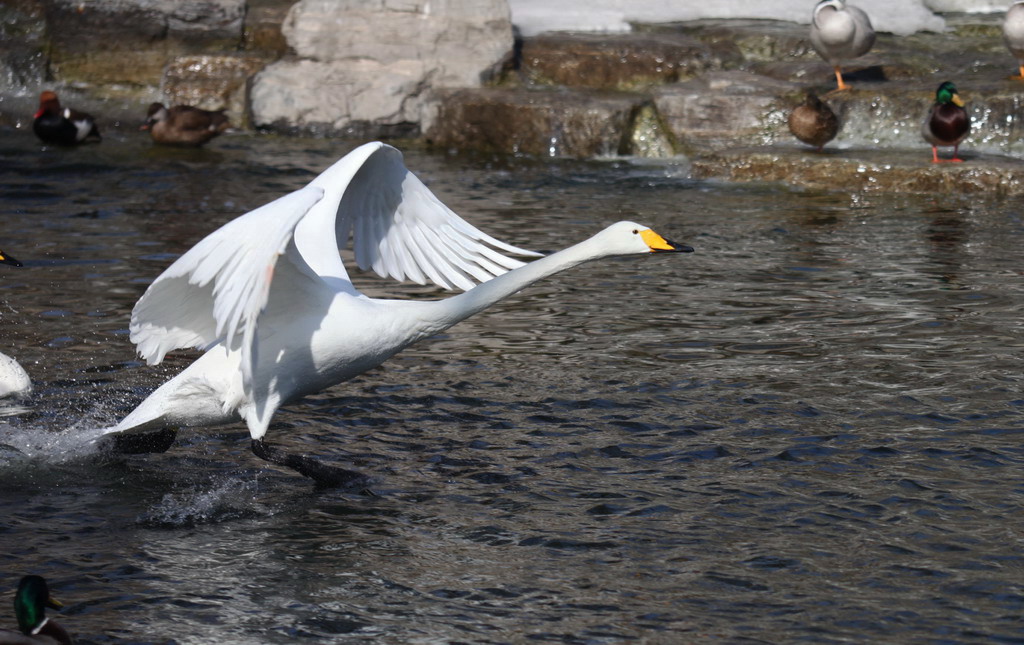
[32,92,100,146]
[809,0,876,90]
[922,81,969,163]
[0,250,29,398]
[1003,1,1024,79]
[788,91,840,150]
[142,103,230,147]
[94,141,693,485]
[0,576,72,645]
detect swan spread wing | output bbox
[129,142,540,382]
[129,186,325,368]
[311,142,543,291]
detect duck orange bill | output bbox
[0,251,22,267]
[640,229,695,253]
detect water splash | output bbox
[0,404,119,464]
[139,476,269,527]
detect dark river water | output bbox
[0,128,1022,644]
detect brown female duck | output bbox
[142,103,230,147]
[788,92,840,151]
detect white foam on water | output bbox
[142,476,267,527]
[0,405,119,464]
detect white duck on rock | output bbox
[1003,1,1024,79]
[96,142,693,485]
[809,0,876,91]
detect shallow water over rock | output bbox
[693,146,1024,196]
[0,132,1023,643]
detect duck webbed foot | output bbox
[97,428,178,454]
[251,439,368,488]
[833,67,851,91]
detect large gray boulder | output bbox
[250,0,513,136]
[653,71,800,151]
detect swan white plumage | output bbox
[0,353,31,398]
[0,248,30,399]
[809,0,876,91]
[97,141,692,484]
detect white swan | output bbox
[96,142,692,484]
[0,353,31,398]
[1004,1,1024,80]
[0,249,30,399]
[809,0,876,91]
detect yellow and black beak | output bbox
[46,595,63,611]
[951,93,965,107]
[0,250,22,267]
[640,229,694,254]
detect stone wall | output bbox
[43,0,246,89]
[249,0,514,137]
[8,0,1024,189]
[0,0,275,126]
[2,0,516,138]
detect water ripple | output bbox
[1,135,1023,643]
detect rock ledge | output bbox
[692,147,1024,196]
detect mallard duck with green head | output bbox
[788,91,840,151]
[922,81,969,163]
[0,576,72,644]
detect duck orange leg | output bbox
[931,145,941,163]
[950,144,964,163]
[1013,64,1024,80]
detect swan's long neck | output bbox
[420,234,607,335]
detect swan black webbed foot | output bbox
[251,438,369,489]
[97,428,178,454]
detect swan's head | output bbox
[600,221,694,256]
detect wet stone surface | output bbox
[162,54,268,127]
[428,87,649,158]
[5,6,1024,194]
[517,32,742,90]
[434,13,1024,193]
[651,70,799,152]
[43,0,246,88]
[691,147,1024,196]
[0,1,47,94]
